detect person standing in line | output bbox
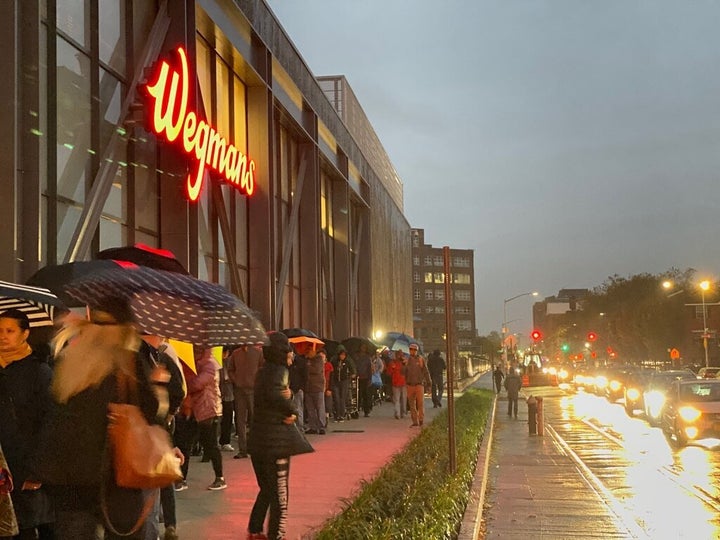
[288,345,308,430]
[0,309,53,539]
[504,365,522,419]
[186,348,226,491]
[329,346,355,422]
[226,344,263,460]
[385,350,408,419]
[353,343,373,417]
[304,345,326,435]
[246,332,311,540]
[322,350,334,428]
[218,347,236,453]
[0,442,19,538]
[427,349,446,408]
[405,343,431,427]
[493,364,505,394]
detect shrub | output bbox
[315,388,494,539]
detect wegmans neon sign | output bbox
[145,46,256,201]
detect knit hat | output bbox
[336,345,347,354]
[264,331,292,365]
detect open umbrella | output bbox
[281,328,321,339]
[63,265,267,347]
[341,336,380,357]
[26,260,137,307]
[96,243,189,275]
[378,331,417,354]
[0,280,67,328]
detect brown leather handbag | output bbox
[107,367,182,490]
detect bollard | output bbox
[536,396,544,436]
[526,395,537,435]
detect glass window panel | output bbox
[434,273,444,283]
[197,187,213,281]
[99,0,126,74]
[424,272,432,283]
[57,38,91,202]
[57,0,88,48]
[39,25,48,194]
[233,75,248,151]
[216,57,230,136]
[135,230,158,247]
[57,202,82,261]
[102,139,127,219]
[99,218,126,250]
[196,39,212,115]
[133,131,159,233]
[235,195,248,267]
[99,68,123,151]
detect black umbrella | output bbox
[63,266,267,347]
[281,328,321,339]
[96,243,189,275]
[0,280,67,328]
[26,259,135,307]
[341,336,381,357]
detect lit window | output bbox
[424,272,433,283]
[434,273,444,283]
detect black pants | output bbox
[507,395,519,418]
[494,377,503,393]
[173,415,198,479]
[431,376,444,405]
[357,378,372,415]
[248,455,290,540]
[197,417,223,478]
[219,400,235,445]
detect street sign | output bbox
[670,348,680,360]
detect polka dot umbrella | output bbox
[63,265,267,347]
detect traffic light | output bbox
[587,331,597,342]
[530,329,542,341]
[561,343,569,352]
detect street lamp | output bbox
[700,280,710,368]
[502,291,539,368]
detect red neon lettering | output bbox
[145,46,256,201]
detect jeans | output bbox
[292,389,305,429]
[248,455,290,540]
[332,380,349,420]
[431,376,444,406]
[305,391,325,432]
[392,385,407,418]
[233,387,254,454]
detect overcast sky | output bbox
[266,0,720,338]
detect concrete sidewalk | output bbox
[174,383,468,539]
[467,373,636,540]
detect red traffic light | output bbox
[530,329,542,341]
[587,332,597,342]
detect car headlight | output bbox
[548,367,557,375]
[626,388,640,401]
[678,406,702,423]
[609,380,621,392]
[558,369,569,380]
[645,391,665,416]
[596,376,608,389]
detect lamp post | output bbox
[502,291,538,369]
[700,280,710,368]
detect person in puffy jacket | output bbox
[329,345,356,422]
[186,348,226,491]
[246,332,301,540]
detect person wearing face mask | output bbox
[0,309,53,540]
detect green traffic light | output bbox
[561,344,569,352]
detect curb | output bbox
[457,389,496,540]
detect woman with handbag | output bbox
[37,303,181,539]
[246,332,314,540]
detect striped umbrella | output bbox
[63,266,267,347]
[0,280,66,328]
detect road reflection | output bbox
[551,389,720,538]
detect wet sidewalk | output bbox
[174,389,452,539]
[467,373,636,539]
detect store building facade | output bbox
[0,0,412,339]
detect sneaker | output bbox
[234,452,249,459]
[220,444,235,452]
[305,429,318,435]
[319,429,326,435]
[164,525,179,540]
[174,480,188,492]
[208,477,227,491]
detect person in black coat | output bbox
[246,332,303,540]
[0,309,53,539]
[427,350,446,408]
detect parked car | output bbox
[604,365,638,403]
[661,379,720,446]
[696,366,720,379]
[643,370,697,426]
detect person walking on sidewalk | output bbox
[504,365,522,419]
[427,349,446,408]
[226,344,263,459]
[247,332,313,540]
[405,343,431,427]
[385,350,408,419]
[493,364,505,394]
